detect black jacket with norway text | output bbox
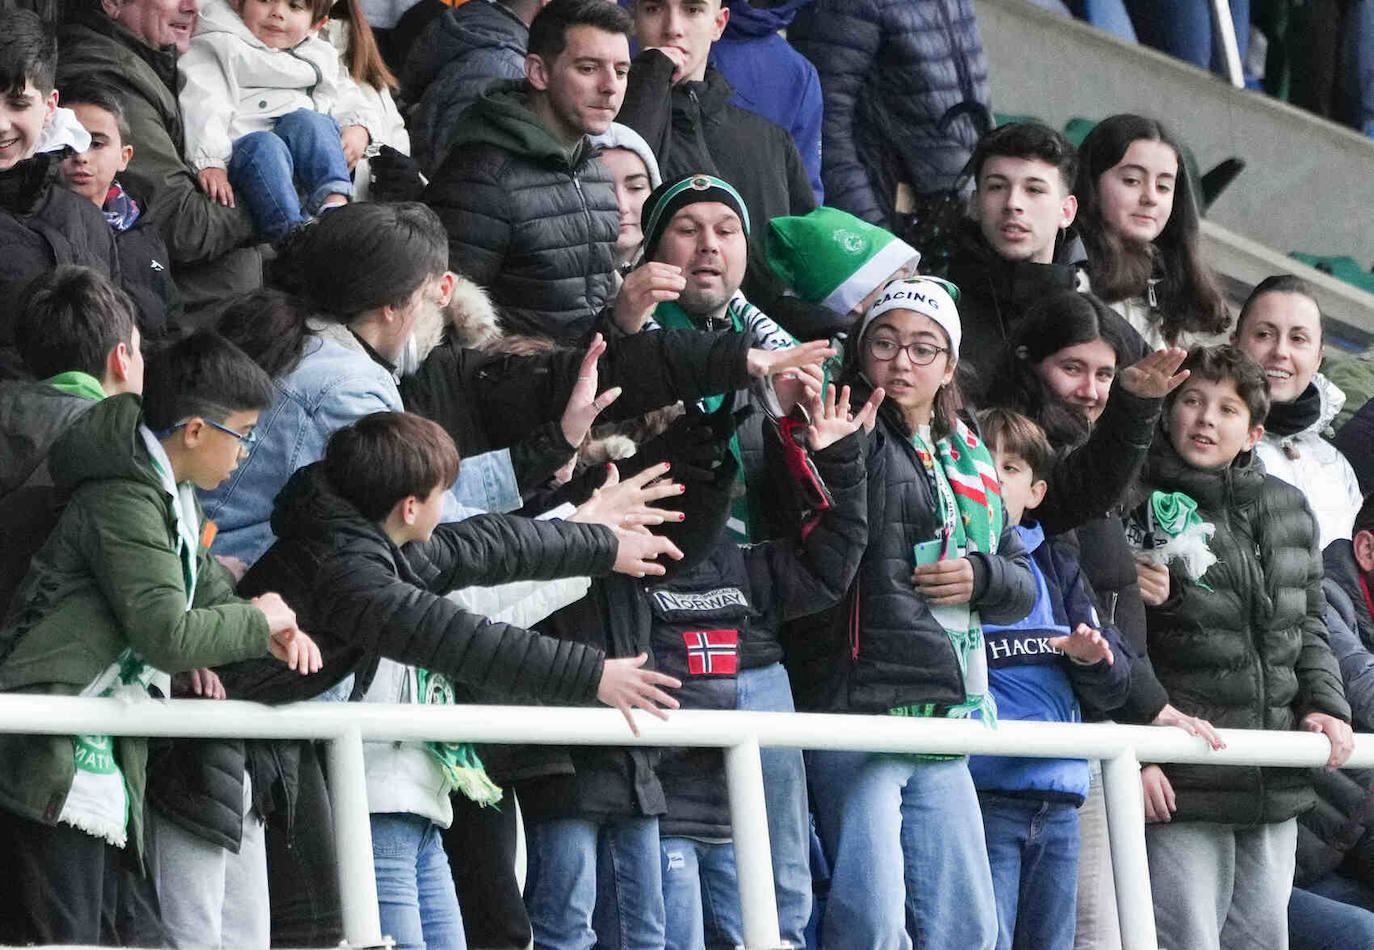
[788,389,1036,714]
[220,461,617,705]
[423,82,618,343]
[1135,434,1350,825]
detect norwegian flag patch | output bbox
[682,630,739,675]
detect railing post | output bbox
[724,737,786,949]
[326,727,389,949]
[1101,750,1159,950]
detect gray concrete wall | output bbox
[974,0,1374,265]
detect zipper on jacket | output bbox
[572,174,597,313]
[1226,472,1267,820]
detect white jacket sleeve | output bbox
[178,37,240,171]
[310,42,385,146]
[446,577,592,629]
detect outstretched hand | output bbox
[1048,623,1114,665]
[569,462,685,531]
[597,653,682,737]
[1119,347,1190,399]
[745,340,835,380]
[807,384,884,451]
[560,333,622,449]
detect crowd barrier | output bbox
[0,694,1367,950]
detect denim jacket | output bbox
[201,327,520,565]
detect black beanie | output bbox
[640,173,751,261]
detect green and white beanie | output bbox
[767,207,921,316]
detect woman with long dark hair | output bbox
[1074,114,1229,350]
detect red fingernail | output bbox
[664,462,671,470]
[677,512,685,521]
[606,463,613,472]
[678,484,686,493]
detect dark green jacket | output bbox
[1139,434,1350,826]
[0,394,270,854]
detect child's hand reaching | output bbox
[198,167,235,207]
[559,333,622,451]
[569,462,685,531]
[340,124,369,168]
[597,653,681,737]
[1141,764,1176,822]
[807,383,884,451]
[1048,623,1114,666]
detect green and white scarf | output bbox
[891,418,1003,746]
[414,668,502,807]
[58,428,189,846]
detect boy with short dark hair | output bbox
[1,265,144,616]
[0,330,320,946]
[0,9,120,379]
[968,407,1130,950]
[58,80,181,338]
[940,122,1086,399]
[1132,344,1354,950]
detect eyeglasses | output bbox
[865,338,949,366]
[154,418,260,452]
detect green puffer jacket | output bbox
[1138,434,1350,826]
[0,393,270,855]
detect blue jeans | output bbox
[736,662,811,948]
[1124,0,1250,79]
[1066,0,1137,42]
[227,108,352,242]
[808,751,997,950]
[660,837,742,950]
[980,795,1079,950]
[524,816,664,950]
[1290,884,1374,950]
[371,813,466,950]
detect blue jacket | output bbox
[201,328,520,565]
[968,522,1130,804]
[710,0,823,204]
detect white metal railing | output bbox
[0,695,1367,950]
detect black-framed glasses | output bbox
[865,338,949,366]
[154,418,260,452]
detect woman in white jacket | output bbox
[178,0,383,241]
[1235,275,1363,548]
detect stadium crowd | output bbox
[2,0,1374,948]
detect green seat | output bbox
[1290,253,1374,297]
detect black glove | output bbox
[368,145,426,203]
[623,400,751,483]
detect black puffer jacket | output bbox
[423,82,618,342]
[1295,541,1374,887]
[789,0,990,227]
[112,188,181,340]
[402,0,528,172]
[942,222,1089,402]
[220,461,617,704]
[0,154,120,379]
[400,328,753,490]
[1137,435,1350,825]
[791,391,1035,713]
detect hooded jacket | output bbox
[789,0,990,226]
[0,152,121,379]
[56,11,257,271]
[942,220,1089,402]
[403,0,529,172]
[1253,374,1362,549]
[423,82,619,342]
[177,0,381,172]
[0,394,270,854]
[710,0,823,203]
[1136,433,1350,825]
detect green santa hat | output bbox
[767,208,921,316]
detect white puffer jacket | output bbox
[1254,372,1363,549]
[178,0,382,171]
[361,572,591,827]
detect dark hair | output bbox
[988,289,1143,447]
[15,266,137,380]
[56,79,132,142]
[977,407,1053,483]
[839,306,964,442]
[971,122,1077,193]
[1073,114,1229,343]
[292,203,447,320]
[1166,344,1270,428]
[0,10,57,97]
[1235,274,1323,343]
[216,289,311,378]
[323,412,461,522]
[1355,492,1374,538]
[528,0,632,64]
[141,330,276,430]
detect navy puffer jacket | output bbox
[789,0,990,227]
